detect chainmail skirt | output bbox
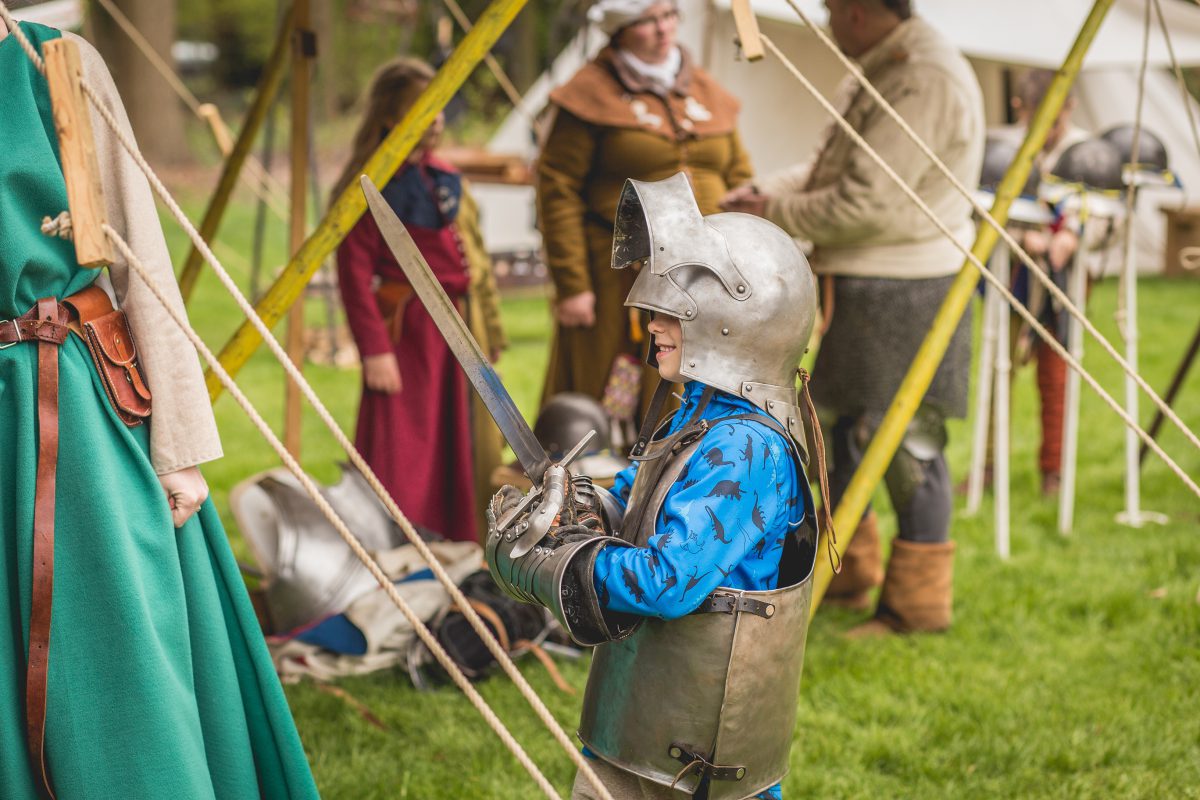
[811,274,972,419]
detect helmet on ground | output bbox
[534,393,611,460]
[611,173,816,442]
[1101,124,1169,174]
[1049,137,1124,191]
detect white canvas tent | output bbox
[485,0,1200,273]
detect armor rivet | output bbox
[721,327,729,336]
[745,385,752,393]
[685,309,693,317]
[669,746,682,759]
[768,401,774,409]
[688,360,696,368]
[736,768,746,780]
[765,605,775,617]
[737,284,745,293]
[659,246,665,252]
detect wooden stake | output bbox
[284,0,313,459]
[43,38,114,268]
[730,0,764,62]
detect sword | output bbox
[360,176,593,556]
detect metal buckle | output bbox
[0,319,22,350]
[667,742,747,784]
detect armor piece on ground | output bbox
[612,173,816,459]
[578,400,818,800]
[407,569,554,690]
[823,510,882,611]
[486,487,641,646]
[846,538,956,638]
[1100,124,1170,174]
[229,463,412,634]
[535,392,613,460]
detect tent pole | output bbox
[965,266,999,516]
[810,0,1115,618]
[1058,231,1091,535]
[284,0,313,458]
[993,244,1011,559]
[179,2,296,303]
[206,0,530,401]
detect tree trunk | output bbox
[89,0,190,165]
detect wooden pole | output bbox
[1139,319,1200,466]
[810,0,1115,618]
[206,0,530,402]
[730,0,764,61]
[178,1,297,302]
[43,38,113,268]
[284,0,313,458]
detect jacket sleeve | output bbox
[764,65,960,245]
[535,106,597,300]
[71,33,223,474]
[336,217,392,358]
[591,420,796,619]
[724,129,754,189]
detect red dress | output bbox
[337,154,477,541]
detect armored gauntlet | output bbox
[485,485,639,646]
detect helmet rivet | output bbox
[745,385,752,393]
[688,361,696,368]
[737,284,746,293]
[685,309,693,317]
[768,401,774,409]
[721,327,729,336]
[659,246,665,252]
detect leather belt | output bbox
[3,298,70,800]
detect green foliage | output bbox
[165,189,1200,797]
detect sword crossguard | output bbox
[497,429,599,558]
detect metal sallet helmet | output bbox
[612,173,816,452]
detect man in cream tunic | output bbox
[723,0,984,635]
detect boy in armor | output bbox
[487,174,827,800]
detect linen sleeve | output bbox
[535,106,598,300]
[336,217,392,358]
[765,66,959,245]
[70,33,223,474]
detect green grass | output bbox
[167,190,1200,798]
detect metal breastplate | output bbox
[579,413,818,800]
[229,465,408,633]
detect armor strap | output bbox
[630,382,715,460]
[668,742,747,785]
[692,589,776,619]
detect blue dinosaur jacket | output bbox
[592,381,807,619]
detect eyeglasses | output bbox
[628,8,679,29]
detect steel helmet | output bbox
[1101,124,1170,174]
[612,173,816,449]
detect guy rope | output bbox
[0,6,615,798]
[727,0,1200,612]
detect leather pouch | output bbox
[63,286,152,426]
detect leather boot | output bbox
[823,511,883,611]
[846,538,955,638]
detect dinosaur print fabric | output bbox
[592,381,805,618]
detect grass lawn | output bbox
[168,191,1200,799]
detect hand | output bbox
[719,184,769,217]
[1022,229,1049,257]
[556,291,596,328]
[159,467,209,528]
[1048,228,1079,272]
[363,353,402,394]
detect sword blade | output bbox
[360,176,551,483]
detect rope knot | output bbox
[41,212,73,241]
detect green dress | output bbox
[0,23,319,798]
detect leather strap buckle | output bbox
[694,589,776,619]
[668,742,747,784]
